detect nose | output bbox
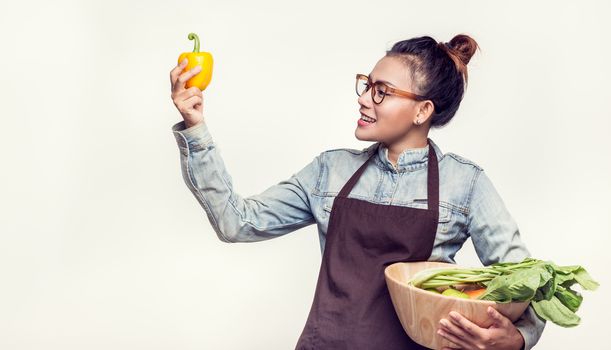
[358,88,373,109]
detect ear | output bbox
[416,100,436,124]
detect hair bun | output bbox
[437,34,480,84]
[445,34,479,66]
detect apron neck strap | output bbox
[427,139,440,214]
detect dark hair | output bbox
[385,34,480,128]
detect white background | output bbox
[1,0,609,349]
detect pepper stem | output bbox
[188,32,200,53]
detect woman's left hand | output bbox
[437,306,525,350]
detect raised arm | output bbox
[169,59,319,243]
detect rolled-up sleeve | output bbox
[171,120,319,243]
[466,169,546,350]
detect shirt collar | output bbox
[370,138,443,173]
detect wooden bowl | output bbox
[384,261,530,349]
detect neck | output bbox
[384,131,429,167]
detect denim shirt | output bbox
[171,120,545,349]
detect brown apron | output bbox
[295,140,439,350]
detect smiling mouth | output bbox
[360,114,377,123]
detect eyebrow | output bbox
[369,75,396,87]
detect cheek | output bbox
[375,104,414,127]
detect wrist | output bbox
[185,119,204,129]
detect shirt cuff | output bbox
[171,120,213,151]
[515,322,535,350]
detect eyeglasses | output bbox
[355,73,428,104]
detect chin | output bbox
[355,130,379,143]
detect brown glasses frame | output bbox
[355,73,428,104]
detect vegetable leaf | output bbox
[554,285,583,313]
[532,296,581,327]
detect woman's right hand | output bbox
[170,58,204,128]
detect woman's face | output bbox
[355,56,424,144]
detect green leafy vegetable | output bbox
[408,258,599,327]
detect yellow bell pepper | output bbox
[177,32,213,90]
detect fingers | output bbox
[172,84,203,122]
[487,306,510,327]
[439,318,472,349]
[170,58,188,87]
[441,342,463,350]
[447,311,482,337]
[176,65,202,92]
[170,59,202,94]
[175,94,203,116]
[174,86,202,101]
[437,326,468,349]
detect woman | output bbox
[169,34,545,350]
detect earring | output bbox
[415,114,422,125]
